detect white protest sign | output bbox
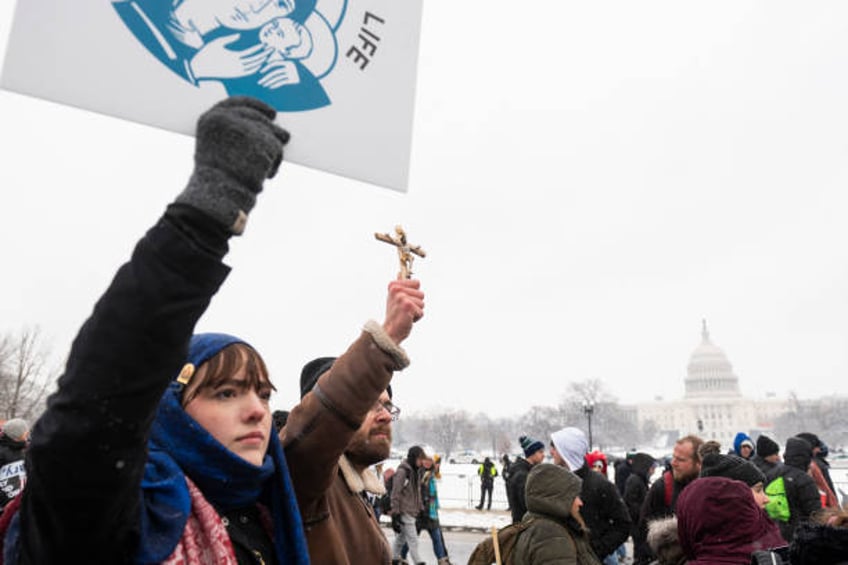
[1,0,423,191]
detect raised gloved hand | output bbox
[176,96,290,234]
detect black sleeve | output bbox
[509,469,528,523]
[17,211,231,564]
[590,479,631,558]
[623,477,645,523]
[633,478,666,564]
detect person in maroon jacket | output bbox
[677,476,786,564]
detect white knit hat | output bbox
[551,427,588,471]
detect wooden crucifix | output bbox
[374,225,426,279]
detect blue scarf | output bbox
[136,381,310,564]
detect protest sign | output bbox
[1,0,423,190]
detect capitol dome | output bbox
[684,320,741,398]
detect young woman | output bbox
[1,97,310,564]
[512,463,602,565]
[401,454,452,564]
[676,476,787,565]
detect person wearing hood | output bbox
[772,436,822,543]
[586,450,608,477]
[512,463,602,565]
[0,419,29,512]
[795,432,839,509]
[614,452,635,496]
[731,432,756,460]
[0,98,313,564]
[677,477,788,564]
[623,452,657,559]
[550,427,631,565]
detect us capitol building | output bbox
[632,320,791,449]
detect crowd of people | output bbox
[0,95,845,565]
[471,428,847,565]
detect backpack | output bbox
[750,547,790,565]
[467,519,536,565]
[663,470,674,508]
[764,476,790,522]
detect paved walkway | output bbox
[380,508,512,533]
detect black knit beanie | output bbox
[699,453,765,486]
[756,435,780,458]
[299,356,392,399]
[796,432,822,449]
[300,357,336,398]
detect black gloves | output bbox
[176,96,290,234]
[391,513,402,533]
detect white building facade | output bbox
[636,321,790,449]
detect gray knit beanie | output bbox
[2,418,29,442]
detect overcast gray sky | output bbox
[2,2,848,419]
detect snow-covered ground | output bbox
[380,460,513,531]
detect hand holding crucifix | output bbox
[374,225,426,279]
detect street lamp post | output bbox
[582,400,595,450]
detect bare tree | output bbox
[0,327,57,421]
[517,405,563,445]
[427,408,472,459]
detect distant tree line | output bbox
[394,379,848,461]
[394,379,645,460]
[4,326,845,457]
[0,327,57,421]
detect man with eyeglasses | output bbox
[280,278,425,564]
[633,434,704,565]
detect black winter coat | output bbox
[507,457,533,523]
[0,436,26,468]
[774,438,822,543]
[613,458,632,496]
[575,465,631,560]
[12,207,230,564]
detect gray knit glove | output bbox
[176,96,290,234]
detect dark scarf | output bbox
[136,382,309,564]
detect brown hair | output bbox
[698,440,722,459]
[181,343,274,406]
[677,435,705,464]
[811,508,848,528]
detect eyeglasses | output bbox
[374,399,401,421]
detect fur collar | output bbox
[338,454,387,496]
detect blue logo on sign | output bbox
[113,0,347,112]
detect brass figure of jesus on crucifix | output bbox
[375,225,426,279]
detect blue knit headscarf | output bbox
[136,333,309,564]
